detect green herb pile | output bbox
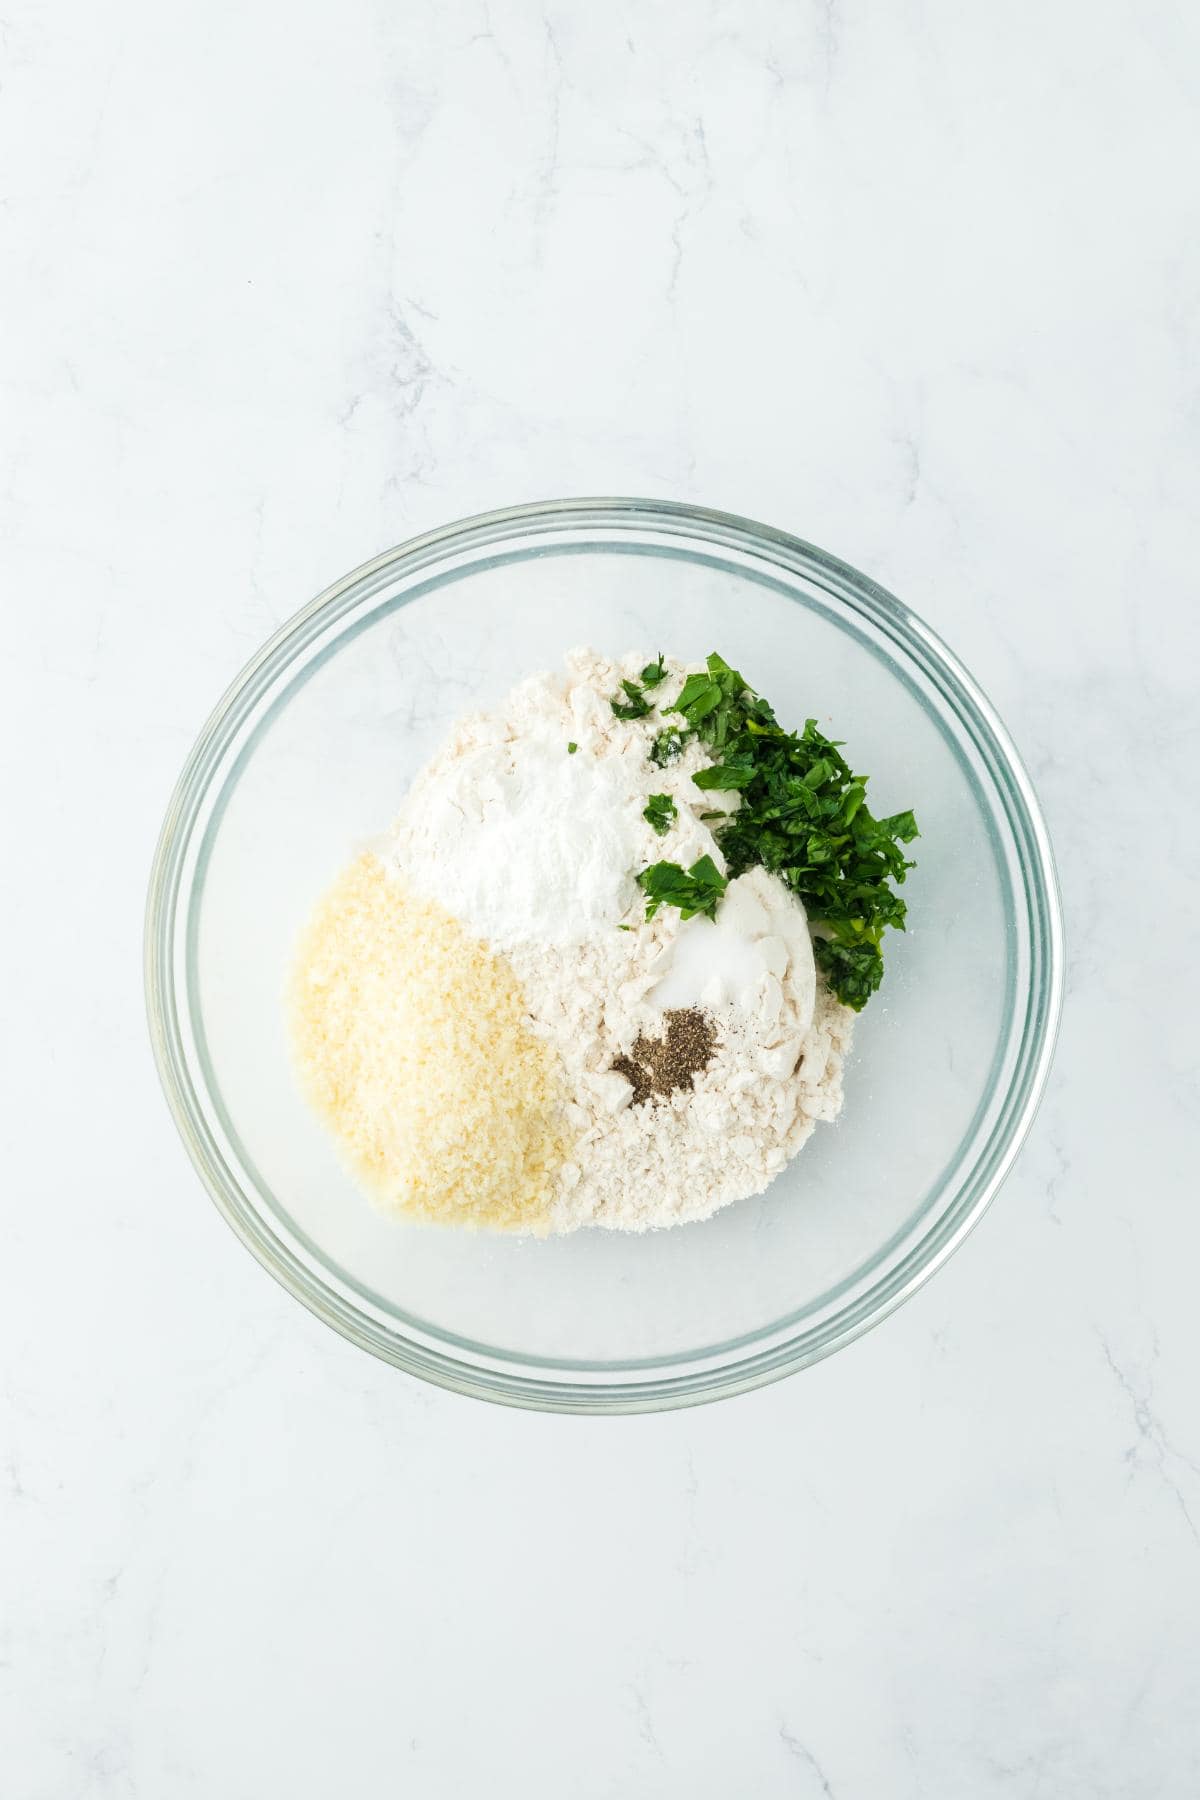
[614,653,918,1011]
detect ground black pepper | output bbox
[611,1007,717,1106]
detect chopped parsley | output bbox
[643,793,677,837]
[610,677,654,721]
[643,652,917,1010]
[611,656,668,721]
[567,741,578,753]
[649,724,688,766]
[637,855,728,923]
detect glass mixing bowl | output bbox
[145,499,1063,1412]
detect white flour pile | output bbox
[374,648,854,1234]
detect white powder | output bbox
[650,873,818,1037]
[385,648,854,1234]
[387,717,643,949]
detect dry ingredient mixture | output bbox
[288,648,917,1235]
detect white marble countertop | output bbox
[4,1,1199,1793]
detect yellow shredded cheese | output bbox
[288,854,570,1232]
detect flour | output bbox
[547,980,852,1233]
[507,862,848,1234]
[383,648,855,1234]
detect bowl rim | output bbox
[145,496,1065,1413]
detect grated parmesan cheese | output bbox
[288,854,571,1232]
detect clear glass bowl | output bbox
[145,499,1063,1412]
